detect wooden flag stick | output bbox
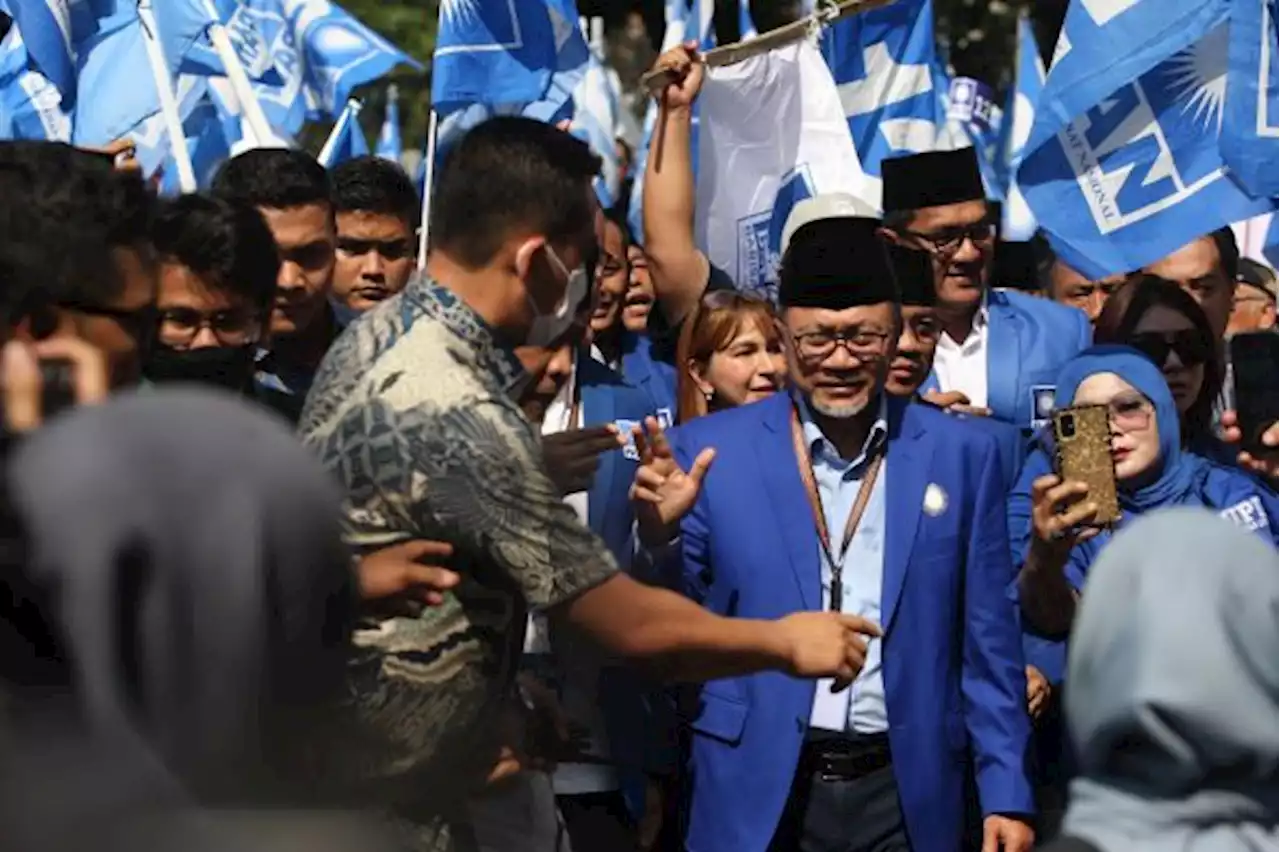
[638,0,898,94]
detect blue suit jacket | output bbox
[620,331,678,426]
[579,355,649,562]
[576,356,677,810]
[916,398,1027,491]
[666,393,1033,852]
[922,289,1091,432]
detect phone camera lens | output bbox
[1059,414,1076,439]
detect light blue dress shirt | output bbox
[797,394,890,735]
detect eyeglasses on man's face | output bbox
[157,306,262,348]
[791,327,894,362]
[898,221,996,259]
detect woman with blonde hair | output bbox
[674,289,787,423]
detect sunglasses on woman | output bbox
[1127,330,1213,369]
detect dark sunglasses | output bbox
[1128,330,1213,368]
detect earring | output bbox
[703,389,713,401]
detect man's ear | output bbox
[513,235,548,282]
[877,226,903,246]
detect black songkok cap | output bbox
[886,243,936,307]
[778,217,899,309]
[881,148,985,214]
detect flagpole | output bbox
[417,108,439,272]
[318,100,361,166]
[198,0,278,146]
[137,0,197,192]
[640,0,898,93]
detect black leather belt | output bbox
[799,732,892,782]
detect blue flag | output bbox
[1019,0,1273,278]
[71,5,164,148]
[375,84,401,162]
[172,0,293,82]
[572,55,621,208]
[318,99,369,167]
[738,0,757,39]
[947,78,1001,180]
[432,0,579,115]
[290,1,420,117]
[0,0,75,102]
[627,0,687,242]
[0,23,71,140]
[999,14,1044,241]
[821,0,946,206]
[1222,0,1278,199]
[694,0,715,52]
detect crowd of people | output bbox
[0,42,1275,852]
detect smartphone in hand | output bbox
[1053,404,1122,526]
[1229,331,1279,458]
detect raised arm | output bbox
[643,42,712,328]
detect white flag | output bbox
[695,40,871,301]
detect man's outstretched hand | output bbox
[776,611,882,691]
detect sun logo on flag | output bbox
[1166,23,1229,132]
[440,0,483,25]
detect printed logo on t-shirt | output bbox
[1030,385,1056,430]
[615,419,641,461]
[1219,496,1268,533]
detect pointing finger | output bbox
[839,614,882,637]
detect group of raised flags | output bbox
[685,0,1278,291]
[429,0,631,207]
[1017,0,1278,279]
[1,0,1273,284]
[0,0,418,189]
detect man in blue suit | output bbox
[633,217,1035,852]
[880,148,1091,434]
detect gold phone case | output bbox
[1053,404,1122,527]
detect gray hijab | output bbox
[1061,507,1279,852]
[1,389,358,802]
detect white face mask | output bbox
[526,244,588,348]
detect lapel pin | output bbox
[923,483,948,517]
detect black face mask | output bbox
[144,344,256,394]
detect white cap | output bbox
[781,193,879,254]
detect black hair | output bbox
[1031,232,1057,292]
[0,141,155,326]
[151,194,280,317]
[602,207,631,248]
[1208,225,1239,283]
[1095,273,1222,447]
[430,117,601,269]
[211,148,332,212]
[330,156,419,230]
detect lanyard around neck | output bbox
[789,406,884,612]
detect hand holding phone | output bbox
[1,338,109,436]
[1228,331,1279,457]
[1048,404,1123,528]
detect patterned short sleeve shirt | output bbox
[298,275,618,849]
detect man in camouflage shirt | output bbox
[299,118,877,851]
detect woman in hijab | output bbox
[1041,508,1278,852]
[0,390,400,850]
[1008,275,1232,564]
[1018,345,1278,639]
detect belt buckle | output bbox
[816,753,850,782]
